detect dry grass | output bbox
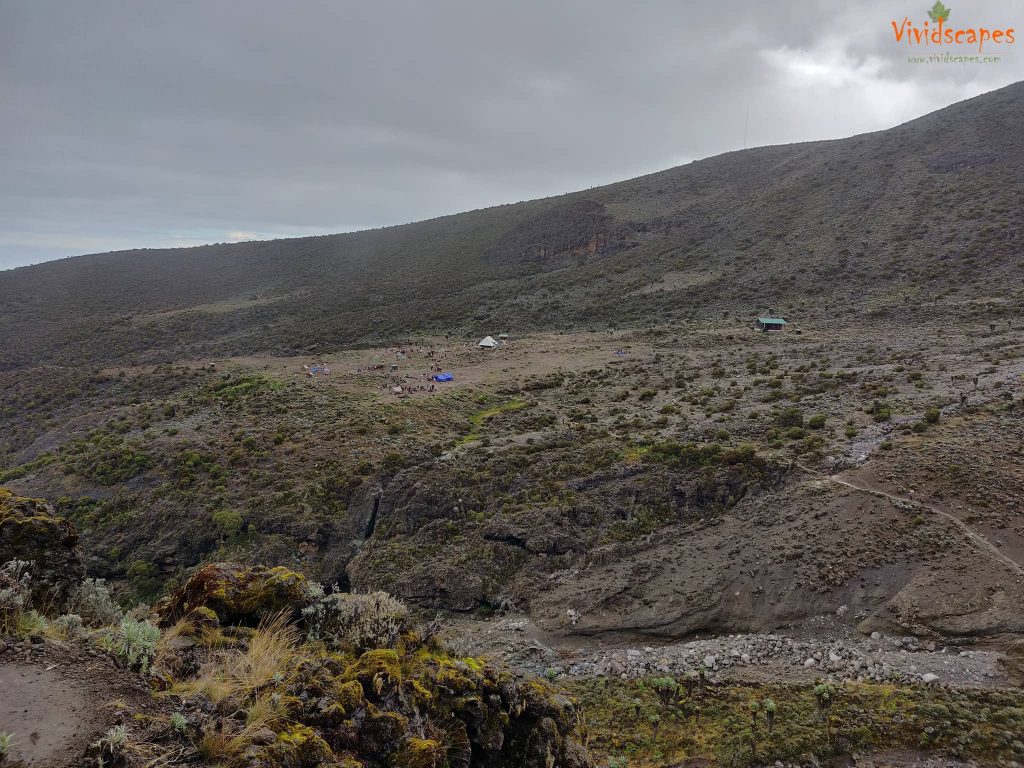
[182,612,299,705]
[185,614,298,765]
[153,617,194,668]
[194,695,284,764]
[229,612,299,691]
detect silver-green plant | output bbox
[0,560,33,636]
[169,712,188,734]
[53,613,85,639]
[762,698,777,734]
[301,588,408,651]
[102,617,160,673]
[0,731,13,759]
[67,578,123,627]
[92,724,128,759]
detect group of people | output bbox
[353,343,460,397]
[387,382,437,395]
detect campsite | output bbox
[229,330,652,404]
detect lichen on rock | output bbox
[0,486,84,605]
[154,561,308,626]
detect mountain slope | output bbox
[1,82,1022,367]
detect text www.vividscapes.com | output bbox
[907,51,1004,63]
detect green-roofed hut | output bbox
[756,317,787,331]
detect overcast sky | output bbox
[1,0,1020,270]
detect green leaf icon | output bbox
[927,1,951,22]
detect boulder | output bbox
[154,562,308,626]
[0,488,84,605]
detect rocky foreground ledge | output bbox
[1,487,594,768]
[2,491,1024,768]
[1,560,594,768]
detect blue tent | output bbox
[433,372,453,382]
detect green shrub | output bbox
[212,508,244,538]
[807,414,827,429]
[776,407,804,428]
[870,401,891,422]
[126,560,161,598]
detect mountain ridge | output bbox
[1,81,1022,367]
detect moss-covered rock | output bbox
[398,737,446,768]
[146,562,595,768]
[335,679,366,713]
[359,708,409,757]
[344,648,403,693]
[154,561,307,626]
[0,487,84,605]
[252,724,335,768]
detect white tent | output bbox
[478,335,498,348]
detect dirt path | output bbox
[794,459,1024,579]
[0,644,159,768]
[0,663,103,767]
[828,471,1024,579]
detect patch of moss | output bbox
[262,724,333,768]
[335,679,365,713]
[345,649,403,692]
[399,737,445,768]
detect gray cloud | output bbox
[1,0,1021,269]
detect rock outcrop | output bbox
[0,487,84,605]
[154,561,308,626]
[152,560,594,768]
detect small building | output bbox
[478,336,498,348]
[756,317,787,332]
